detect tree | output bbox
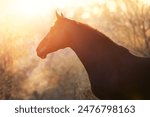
[100,0,150,56]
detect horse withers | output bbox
[36,12,150,99]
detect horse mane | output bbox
[64,17,130,54]
[66,18,104,37]
[65,17,119,47]
[65,18,117,44]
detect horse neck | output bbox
[69,25,129,72]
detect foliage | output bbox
[99,0,150,56]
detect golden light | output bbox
[1,0,107,20]
[82,12,90,19]
[12,0,50,17]
[0,0,106,71]
[7,0,55,18]
[0,0,107,97]
[107,1,116,12]
[1,0,150,99]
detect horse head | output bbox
[36,12,71,59]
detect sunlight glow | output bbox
[82,12,90,19]
[5,0,104,18]
[142,0,150,5]
[1,0,150,99]
[8,0,53,17]
[3,0,109,20]
[93,7,101,15]
[16,1,50,17]
[107,1,116,12]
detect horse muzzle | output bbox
[36,47,47,59]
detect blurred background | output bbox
[0,0,150,99]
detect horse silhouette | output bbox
[36,12,150,99]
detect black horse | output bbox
[36,12,150,99]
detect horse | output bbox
[36,12,150,99]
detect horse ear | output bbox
[61,13,64,18]
[56,11,61,19]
